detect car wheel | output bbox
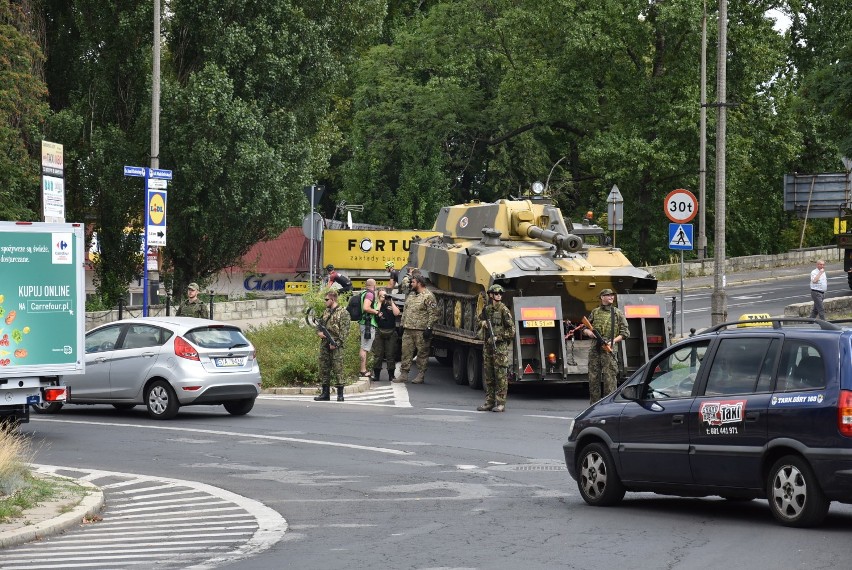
[452,348,468,385]
[145,380,179,420]
[223,398,255,416]
[112,403,136,410]
[30,401,63,414]
[467,348,482,390]
[767,455,829,527]
[577,442,626,506]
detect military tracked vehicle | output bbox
[404,192,669,389]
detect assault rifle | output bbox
[581,316,612,353]
[305,307,341,350]
[479,293,498,351]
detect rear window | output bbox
[185,327,250,349]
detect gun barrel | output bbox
[519,222,583,253]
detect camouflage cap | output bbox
[599,288,614,296]
[188,282,200,291]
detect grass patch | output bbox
[0,426,56,523]
[246,287,366,387]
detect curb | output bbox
[262,377,371,396]
[0,473,104,549]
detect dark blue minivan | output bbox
[563,318,852,527]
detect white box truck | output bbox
[0,221,82,424]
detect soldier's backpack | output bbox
[346,291,367,322]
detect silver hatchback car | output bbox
[32,316,262,420]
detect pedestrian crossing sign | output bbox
[669,223,693,250]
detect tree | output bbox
[0,0,48,222]
[160,0,385,292]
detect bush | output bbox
[0,426,31,496]
[247,287,364,387]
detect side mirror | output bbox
[621,385,640,401]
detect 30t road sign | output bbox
[664,189,698,223]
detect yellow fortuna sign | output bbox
[322,230,441,270]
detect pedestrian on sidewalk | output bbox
[809,259,827,320]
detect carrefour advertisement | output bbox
[0,222,85,376]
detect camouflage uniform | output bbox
[177,298,209,319]
[587,303,629,404]
[398,286,437,383]
[319,305,351,388]
[478,301,515,408]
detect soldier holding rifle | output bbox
[477,284,515,413]
[583,288,629,405]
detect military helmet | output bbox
[384,261,395,269]
[487,284,505,294]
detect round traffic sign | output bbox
[664,189,698,223]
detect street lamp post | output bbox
[711,0,728,325]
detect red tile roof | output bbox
[237,227,309,274]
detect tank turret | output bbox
[409,197,656,317]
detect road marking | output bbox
[258,384,411,407]
[32,419,413,456]
[0,465,288,570]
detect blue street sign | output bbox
[669,223,694,250]
[123,165,145,177]
[149,168,173,180]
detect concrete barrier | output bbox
[643,246,841,279]
[785,296,852,319]
[85,295,306,331]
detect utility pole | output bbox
[710,0,728,325]
[146,0,162,313]
[698,0,708,260]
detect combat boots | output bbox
[411,371,425,384]
[314,385,330,401]
[373,368,382,381]
[336,385,345,401]
[386,366,395,382]
[492,405,505,412]
[477,403,494,411]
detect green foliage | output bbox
[0,1,49,222]
[247,318,362,387]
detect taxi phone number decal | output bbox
[699,399,746,436]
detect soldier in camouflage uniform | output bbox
[176,282,209,318]
[584,288,629,404]
[477,284,515,412]
[314,289,352,402]
[394,273,437,384]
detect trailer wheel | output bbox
[467,348,482,390]
[452,348,468,385]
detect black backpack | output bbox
[346,291,367,322]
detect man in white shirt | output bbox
[809,259,827,320]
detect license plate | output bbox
[215,357,245,367]
[27,395,41,404]
[524,320,554,328]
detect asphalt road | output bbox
[660,259,850,333]
[17,356,852,569]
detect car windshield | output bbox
[185,326,250,349]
